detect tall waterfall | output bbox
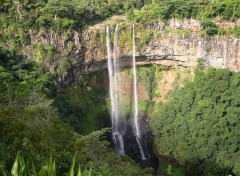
[106,25,125,155]
[132,24,147,160]
[106,24,149,159]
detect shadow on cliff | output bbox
[142,66,158,117]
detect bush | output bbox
[200,18,219,36]
[233,25,240,38]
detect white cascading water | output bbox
[106,25,124,155]
[106,26,114,132]
[132,24,147,160]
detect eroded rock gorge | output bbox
[19,20,240,87]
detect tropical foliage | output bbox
[128,0,240,22]
[151,61,240,175]
[0,47,152,175]
[1,0,240,175]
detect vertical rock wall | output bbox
[24,21,240,86]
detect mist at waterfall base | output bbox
[106,25,159,169]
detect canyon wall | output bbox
[21,20,240,86]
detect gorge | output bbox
[1,0,240,174]
[22,19,240,89]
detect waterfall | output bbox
[106,24,149,159]
[106,26,114,130]
[132,24,147,160]
[106,25,125,155]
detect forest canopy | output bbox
[151,61,240,175]
[1,0,240,32]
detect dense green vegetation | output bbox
[0,47,153,175]
[128,0,240,22]
[1,0,240,47]
[127,0,240,36]
[0,46,55,107]
[151,61,240,175]
[55,73,109,135]
[1,0,240,175]
[0,0,150,34]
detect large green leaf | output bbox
[38,166,48,176]
[11,152,19,176]
[67,153,77,176]
[77,166,81,176]
[32,162,37,176]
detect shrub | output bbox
[200,18,219,36]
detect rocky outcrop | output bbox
[22,20,240,86]
[143,33,240,70]
[80,27,240,72]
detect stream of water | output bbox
[106,25,125,155]
[132,24,147,160]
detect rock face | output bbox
[143,33,240,70]
[124,116,159,170]
[22,21,240,86]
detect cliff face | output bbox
[143,33,239,70]
[22,20,240,86]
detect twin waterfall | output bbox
[106,25,147,160]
